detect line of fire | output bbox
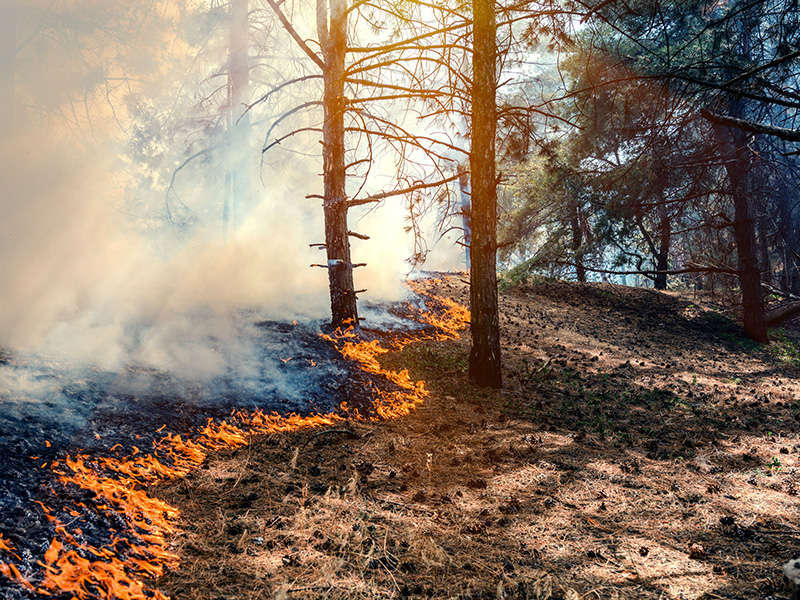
[3,0,800,598]
[0,285,469,599]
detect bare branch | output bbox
[243,75,323,119]
[262,127,324,153]
[700,109,800,143]
[265,0,326,70]
[347,173,461,207]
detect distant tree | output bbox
[12,1,178,140]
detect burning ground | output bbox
[0,291,465,600]
[151,276,800,600]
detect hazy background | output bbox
[0,0,466,391]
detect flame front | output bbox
[0,288,468,599]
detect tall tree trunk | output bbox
[569,197,585,283]
[714,122,768,343]
[654,204,670,291]
[717,8,767,343]
[468,0,501,388]
[319,0,358,328]
[756,201,771,285]
[226,0,250,231]
[777,183,800,295]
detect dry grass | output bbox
[155,276,800,600]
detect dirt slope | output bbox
[155,276,800,600]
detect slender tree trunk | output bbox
[777,185,800,294]
[734,188,768,342]
[226,0,250,230]
[756,202,771,285]
[468,0,501,388]
[713,9,767,343]
[654,205,671,291]
[319,0,358,328]
[569,197,585,283]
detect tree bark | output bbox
[319,0,358,328]
[569,197,585,283]
[654,205,670,291]
[468,0,501,388]
[714,122,768,343]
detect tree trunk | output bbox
[319,0,358,328]
[756,202,771,285]
[711,9,767,343]
[714,122,768,343]
[654,205,670,291]
[226,0,250,231]
[468,0,501,388]
[776,184,800,294]
[569,197,585,283]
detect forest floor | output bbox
[154,275,800,600]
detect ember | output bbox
[0,287,468,599]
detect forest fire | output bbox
[0,286,468,600]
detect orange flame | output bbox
[0,287,468,599]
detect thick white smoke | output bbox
[0,0,467,408]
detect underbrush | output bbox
[768,328,800,368]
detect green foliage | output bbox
[498,261,551,291]
[766,329,800,367]
[766,456,783,473]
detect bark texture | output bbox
[468,0,502,388]
[654,205,671,291]
[714,122,768,343]
[319,0,358,328]
[569,198,585,283]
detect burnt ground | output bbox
[154,276,800,600]
[0,317,417,600]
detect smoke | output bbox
[0,0,470,417]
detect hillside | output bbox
[154,276,800,600]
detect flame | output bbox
[0,534,21,561]
[321,288,470,419]
[404,281,471,338]
[0,285,468,599]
